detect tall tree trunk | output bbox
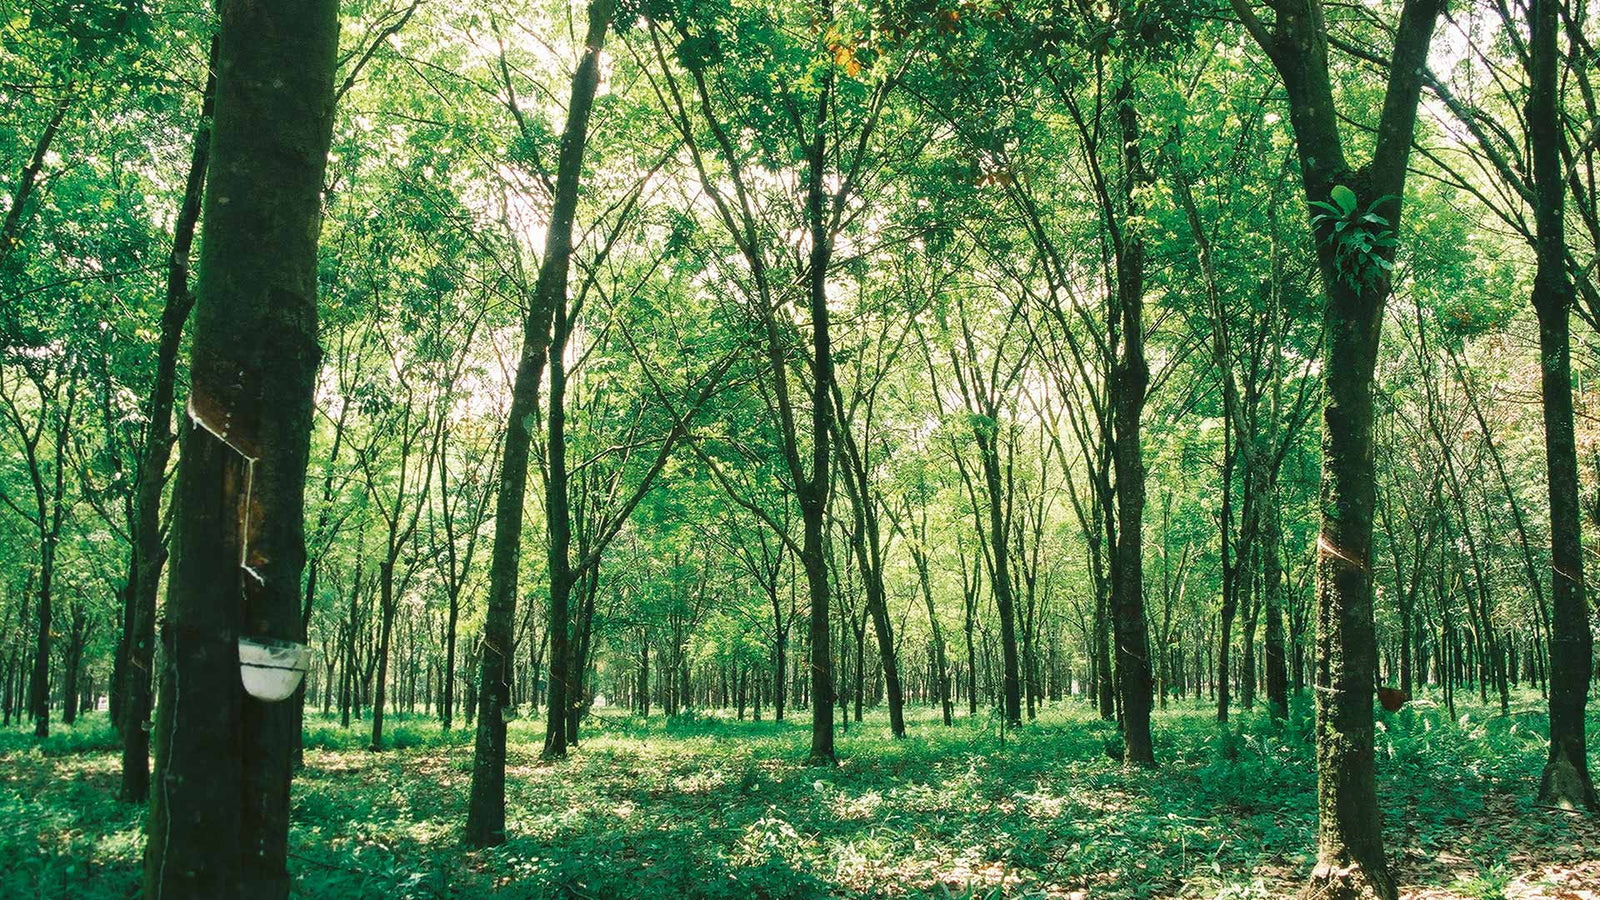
[1216,430,1239,724]
[141,0,338,894]
[465,0,610,844]
[442,589,460,729]
[564,570,600,747]
[1529,0,1595,813]
[1094,574,1114,719]
[772,606,787,722]
[29,563,52,738]
[914,544,954,725]
[120,37,217,802]
[1308,256,1393,900]
[839,467,904,737]
[61,606,87,725]
[369,561,397,750]
[1262,484,1289,720]
[800,59,837,767]
[1109,86,1153,766]
[1230,1,1442,896]
[976,432,1023,726]
[542,288,577,758]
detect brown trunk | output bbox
[800,52,837,766]
[1263,485,1289,720]
[837,440,905,737]
[1109,85,1153,766]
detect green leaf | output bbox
[1330,184,1357,217]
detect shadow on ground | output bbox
[2,695,1594,899]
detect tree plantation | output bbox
[3,0,1600,897]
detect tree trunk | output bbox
[28,565,52,738]
[542,326,573,759]
[799,60,837,767]
[1231,0,1442,895]
[914,545,954,726]
[976,431,1023,726]
[464,0,611,845]
[120,37,216,802]
[442,590,459,729]
[141,0,338,894]
[1528,0,1596,813]
[61,606,86,725]
[839,467,905,737]
[963,568,979,717]
[772,608,786,722]
[1305,261,1394,900]
[1109,87,1154,766]
[1263,485,1289,720]
[369,561,396,751]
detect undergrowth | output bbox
[1,692,1592,899]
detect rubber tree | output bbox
[1229,0,1443,897]
[830,314,913,739]
[643,0,900,764]
[1528,0,1594,813]
[1105,79,1156,767]
[141,0,339,894]
[464,0,612,846]
[1393,0,1593,807]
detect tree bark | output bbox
[1109,86,1154,766]
[837,443,905,737]
[370,561,397,750]
[61,605,87,725]
[141,0,338,894]
[912,539,954,725]
[465,0,611,842]
[799,54,837,766]
[1230,1,1442,896]
[1529,0,1596,813]
[1263,485,1289,720]
[975,427,1023,726]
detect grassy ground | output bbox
[2,693,1596,899]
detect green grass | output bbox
[2,693,1595,899]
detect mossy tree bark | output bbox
[1230,0,1443,897]
[140,0,338,895]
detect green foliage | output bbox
[1309,185,1399,291]
[0,3,1591,898]
[5,699,1592,899]
[1451,859,1512,900]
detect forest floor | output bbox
[2,694,1596,900]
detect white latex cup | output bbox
[238,637,310,702]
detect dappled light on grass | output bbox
[2,699,1596,898]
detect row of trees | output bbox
[1,0,1595,898]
